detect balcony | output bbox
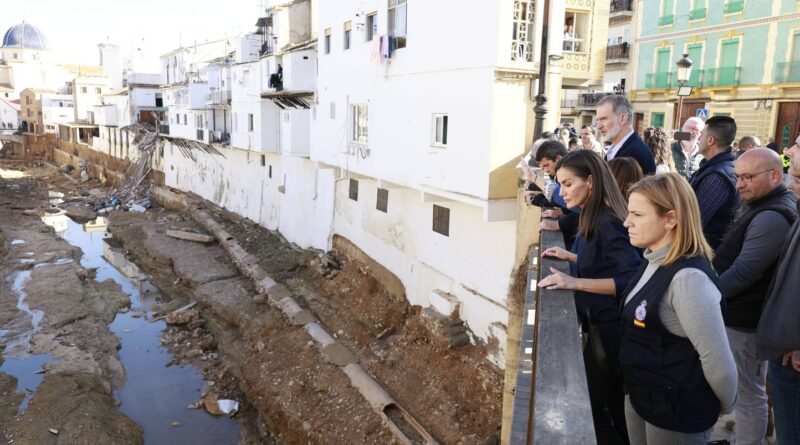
[703,67,741,87]
[606,43,629,62]
[209,130,230,145]
[610,0,632,13]
[724,0,744,14]
[658,14,674,26]
[690,8,707,20]
[196,129,204,141]
[774,62,800,83]
[578,92,624,108]
[206,89,231,107]
[645,72,674,89]
[610,0,633,22]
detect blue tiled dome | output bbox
[2,22,49,50]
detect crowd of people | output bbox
[521,95,800,445]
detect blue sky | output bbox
[2,0,263,69]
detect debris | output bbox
[59,164,74,173]
[165,309,198,326]
[169,421,181,428]
[252,293,267,305]
[188,400,204,409]
[202,392,224,416]
[153,302,197,323]
[48,428,59,435]
[377,327,395,340]
[166,229,215,244]
[129,204,147,213]
[217,399,239,416]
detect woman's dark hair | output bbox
[608,157,644,199]
[555,150,629,238]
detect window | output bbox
[95,87,102,94]
[343,22,351,50]
[248,113,254,131]
[651,112,665,128]
[25,96,31,105]
[183,114,188,125]
[324,28,331,54]
[175,113,180,124]
[659,0,675,25]
[366,13,377,41]
[81,86,87,93]
[388,0,407,49]
[268,165,272,178]
[432,205,450,236]
[563,12,588,52]
[351,104,368,144]
[686,43,703,86]
[27,109,31,117]
[13,53,18,59]
[260,155,266,166]
[349,179,359,201]
[511,0,535,61]
[330,102,336,119]
[432,114,448,146]
[376,188,388,213]
[59,101,64,107]
[196,114,204,128]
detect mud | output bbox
[1,161,504,444]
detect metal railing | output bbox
[658,14,674,26]
[724,0,744,14]
[606,43,629,60]
[209,131,230,144]
[579,91,624,108]
[260,40,276,57]
[610,0,633,13]
[509,229,596,444]
[703,67,741,87]
[206,89,232,106]
[690,7,707,20]
[196,129,204,141]
[645,72,674,89]
[775,62,800,83]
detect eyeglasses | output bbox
[733,169,775,183]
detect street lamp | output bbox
[674,53,693,138]
[676,53,693,85]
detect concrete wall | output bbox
[162,144,333,251]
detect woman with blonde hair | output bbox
[620,173,737,444]
[538,149,642,444]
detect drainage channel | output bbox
[3,211,239,444]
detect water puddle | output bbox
[1,210,239,443]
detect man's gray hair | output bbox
[597,94,634,122]
[739,135,762,149]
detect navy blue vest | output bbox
[619,256,723,433]
[689,151,739,249]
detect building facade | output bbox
[0,97,20,130]
[630,0,800,147]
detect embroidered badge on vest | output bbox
[634,300,647,328]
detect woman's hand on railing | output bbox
[542,209,564,219]
[538,267,578,291]
[542,246,577,263]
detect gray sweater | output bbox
[624,247,738,414]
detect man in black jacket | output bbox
[691,115,740,249]
[597,95,656,175]
[757,133,800,445]
[713,148,797,445]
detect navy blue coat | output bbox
[570,211,643,325]
[608,132,657,175]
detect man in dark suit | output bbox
[597,95,656,175]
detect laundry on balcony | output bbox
[261,90,314,109]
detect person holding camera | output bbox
[620,173,737,444]
[538,149,642,445]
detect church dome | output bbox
[2,21,49,50]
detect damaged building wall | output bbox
[332,178,516,368]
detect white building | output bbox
[72,75,109,124]
[41,93,74,133]
[0,21,74,99]
[0,97,20,130]
[90,72,162,159]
